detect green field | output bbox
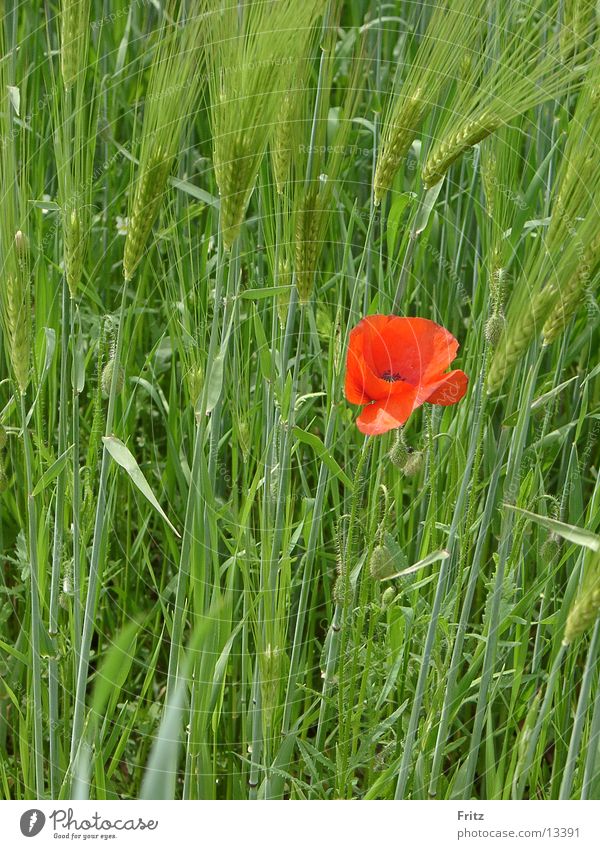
[1,0,600,800]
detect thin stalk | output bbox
[392,189,425,313]
[395,352,501,799]
[249,7,331,788]
[20,391,44,798]
[394,540,449,798]
[69,280,129,768]
[315,437,370,754]
[171,224,233,799]
[582,638,600,797]
[262,305,305,799]
[248,663,262,799]
[165,420,203,702]
[428,354,496,796]
[462,354,541,794]
[48,278,70,795]
[452,146,480,282]
[363,0,382,314]
[70,300,82,670]
[282,405,336,734]
[167,227,227,701]
[513,643,567,798]
[341,445,387,796]
[559,620,600,799]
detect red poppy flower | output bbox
[344,315,468,435]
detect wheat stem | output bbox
[20,391,44,797]
[69,281,128,772]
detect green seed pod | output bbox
[490,266,508,305]
[0,462,6,494]
[0,424,6,451]
[101,359,125,397]
[381,586,397,609]
[403,450,424,478]
[540,532,561,563]
[389,430,408,469]
[369,544,396,581]
[333,575,353,607]
[485,313,506,348]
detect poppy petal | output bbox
[355,385,418,436]
[344,332,371,404]
[425,369,469,406]
[345,317,404,403]
[362,316,459,386]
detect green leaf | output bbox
[8,85,20,116]
[292,426,353,489]
[204,352,225,415]
[72,620,140,799]
[414,179,444,235]
[0,638,28,664]
[386,193,411,256]
[381,548,450,581]
[90,621,140,722]
[502,376,578,426]
[281,372,294,420]
[253,308,274,385]
[140,599,226,800]
[504,505,600,551]
[103,436,180,538]
[239,285,292,301]
[506,137,561,264]
[72,335,86,394]
[169,175,219,208]
[32,446,73,496]
[43,327,56,374]
[382,532,408,573]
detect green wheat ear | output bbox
[60,0,91,91]
[423,0,598,188]
[206,0,326,251]
[561,0,597,61]
[488,48,600,391]
[291,26,367,304]
[542,56,600,343]
[564,552,600,644]
[123,5,208,281]
[374,0,486,204]
[0,69,31,395]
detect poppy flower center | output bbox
[381,370,405,383]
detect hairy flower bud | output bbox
[101,359,125,397]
